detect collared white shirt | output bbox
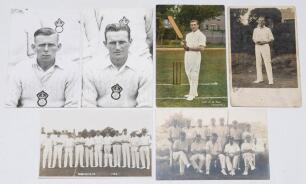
[173,140,188,152]
[185,29,206,49]
[183,127,196,140]
[54,136,64,146]
[241,142,256,152]
[253,25,274,43]
[140,135,150,146]
[121,134,130,144]
[65,137,75,148]
[130,137,140,147]
[42,136,53,148]
[85,137,95,147]
[82,53,153,107]
[5,58,81,108]
[75,137,85,146]
[224,143,240,155]
[206,141,222,155]
[103,136,113,145]
[190,141,206,153]
[196,127,209,140]
[94,135,103,145]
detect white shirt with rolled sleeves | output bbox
[82,53,153,107]
[5,58,81,107]
[224,143,240,155]
[252,26,274,43]
[190,141,206,153]
[103,136,113,146]
[206,141,222,155]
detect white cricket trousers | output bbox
[172,151,190,175]
[104,145,113,167]
[255,44,273,83]
[243,152,255,171]
[122,143,131,167]
[42,146,52,168]
[94,145,103,167]
[206,154,226,172]
[131,146,140,168]
[225,155,239,171]
[52,145,63,168]
[85,147,94,167]
[113,144,122,167]
[75,145,84,167]
[139,146,150,169]
[64,147,73,167]
[184,51,201,97]
[190,153,205,170]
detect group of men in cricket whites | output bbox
[168,117,258,176]
[41,128,151,170]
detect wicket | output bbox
[172,61,182,85]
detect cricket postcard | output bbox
[156,5,227,107]
[228,6,301,107]
[156,108,270,180]
[39,109,152,177]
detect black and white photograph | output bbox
[39,109,152,177]
[5,9,82,108]
[229,6,301,107]
[156,108,269,180]
[81,8,153,108]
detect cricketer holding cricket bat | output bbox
[181,20,206,101]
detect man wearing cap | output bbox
[130,131,141,169]
[224,136,240,176]
[121,129,131,168]
[63,133,75,168]
[139,128,151,170]
[112,131,122,168]
[74,133,85,168]
[5,27,81,108]
[103,131,113,167]
[189,134,206,173]
[252,16,274,85]
[52,132,64,168]
[82,23,153,108]
[41,133,53,169]
[205,133,227,175]
[172,132,192,175]
[85,133,95,167]
[168,121,181,166]
[94,131,104,167]
[241,135,256,175]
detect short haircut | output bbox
[190,19,199,25]
[34,27,57,38]
[104,23,131,42]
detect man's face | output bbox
[211,118,216,126]
[105,31,131,62]
[33,34,61,62]
[258,17,265,27]
[190,21,199,32]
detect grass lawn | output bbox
[156,49,228,107]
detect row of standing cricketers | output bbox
[41,128,151,170]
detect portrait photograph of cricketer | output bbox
[229,6,301,107]
[39,109,152,177]
[4,8,153,108]
[156,108,269,180]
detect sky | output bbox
[41,109,153,133]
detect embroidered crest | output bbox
[54,18,65,33]
[119,16,130,25]
[37,90,49,107]
[111,84,123,100]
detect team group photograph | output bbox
[156,109,269,180]
[39,109,152,177]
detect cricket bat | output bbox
[167,16,184,40]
